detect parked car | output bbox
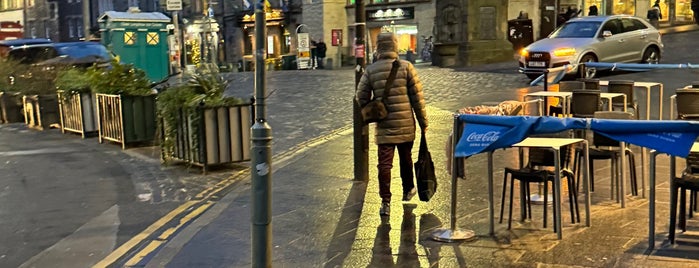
[0,38,52,58]
[3,41,111,90]
[518,15,664,79]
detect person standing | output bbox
[310,39,318,69]
[316,39,327,69]
[647,1,662,28]
[588,5,598,16]
[355,32,429,217]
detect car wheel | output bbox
[578,54,597,78]
[641,47,660,64]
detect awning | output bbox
[454,114,699,158]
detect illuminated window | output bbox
[147,32,159,45]
[124,32,136,45]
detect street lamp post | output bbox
[251,0,272,267]
[353,0,368,181]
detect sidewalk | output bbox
[139,105,699,267]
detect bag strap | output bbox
[381,60,400,101]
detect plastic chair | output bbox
[577,78,600,90]
[607,80,639,119]
[500,143,579,231]
[549,81,585,116]
[575,111,638,198]
[570,90,601,118]
[669,152,699,244]
[675,88,699,120]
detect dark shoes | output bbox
[380,202,390,216]
[402,187,417,201]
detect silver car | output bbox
[518,15,663,79]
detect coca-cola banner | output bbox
[454,115,699,158]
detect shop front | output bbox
[581,0,694,25]
[183,18,220,71]
[364,6,430,63]
[239,9,289,71]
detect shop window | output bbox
[124,32,136,45]
[147,32,159,45]
[613,0,635,15]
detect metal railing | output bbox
[96,93,156,149]
[58,92,97,138]
[0,92,23,124]
[22,94,59,130]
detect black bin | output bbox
[281,55,297,70]
[507,19,534,52]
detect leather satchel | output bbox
[361,60,400,123]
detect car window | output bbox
[8,46,58,64]
[55,43,111,60]
[600,19,622,35]
[550,21,602,38]
[629,18,648,31]
[620,18,642,32]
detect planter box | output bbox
[58,91,98,138]
[96,93,157,149]
[22,94,60,130]
[0,92,23,124]
[163,103,252,173]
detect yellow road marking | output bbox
[158,201,213,240]
[92,200,198,268]
[123,240,163,267]
[123,202,214,266]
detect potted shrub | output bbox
[158,66,252,173]
[55,67,98,137]
[91,61,157,149]
[0,58,24,124]
[15,63,62,130]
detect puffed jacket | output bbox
[355,56,428,145]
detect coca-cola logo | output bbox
[466,131,500,142]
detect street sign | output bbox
[166,0,182,11]
[297,32,310,69]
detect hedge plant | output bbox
[158,66,245,162]
[88,60,153,96]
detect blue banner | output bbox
[455,115,699,158]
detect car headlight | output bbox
[553,47,576,57]
[520,49,528,58]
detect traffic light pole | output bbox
[251,0,272,266]
[353,0,368,182]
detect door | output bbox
[594,18,626,63]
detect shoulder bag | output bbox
[415,134,437,201]
[361,60,400,123]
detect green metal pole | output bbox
[251,0,272,266]
[353,0,368,181]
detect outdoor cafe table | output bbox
[648,142,699,250]
[486,137,592,240]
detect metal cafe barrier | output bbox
[161,103,252,174]
[22,94,60,130]
[58,91,98,138]
[96,93,157,149]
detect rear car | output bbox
[518,15,664,79]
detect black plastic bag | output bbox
[415,135,437,201]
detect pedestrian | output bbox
[588,5,598,16]
[310,39,317,69]
[355,32,429,217]
[316,39,327,69]
[647,1,662,28]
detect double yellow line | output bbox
[93,170,247,268]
